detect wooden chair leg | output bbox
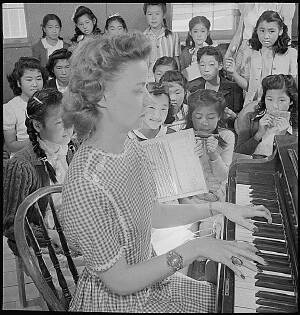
[15,256,27,308]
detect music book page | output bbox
[140,128,208,202]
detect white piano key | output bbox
[234,306,256,313]
[235,286,257,309]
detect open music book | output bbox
[140,128,208,202]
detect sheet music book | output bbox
[140,128,208,202]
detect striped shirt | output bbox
[143,27,180,81]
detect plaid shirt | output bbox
[61,139,215,312]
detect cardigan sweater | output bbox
[3,141,78,256]
[188,76,244,115]
[32,39,70,68]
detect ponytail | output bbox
[163,18,172,37]
[25,117,58,183]
[205,33,213,45]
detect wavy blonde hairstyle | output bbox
[62,32,151,139]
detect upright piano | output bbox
[216,135,298,313]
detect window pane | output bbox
[172,2,238,32]
[2,3,27,39]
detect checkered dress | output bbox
[61,138,216,312]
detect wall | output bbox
[3,3,172,103]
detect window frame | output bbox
[170,3,241,45]
[3,3,30,47]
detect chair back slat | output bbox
[35,201,73,306]
[48,196,79,284]
[14,185,78,311]
[24,216,59,298]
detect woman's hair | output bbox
[197,46,226,78]
[25,88,64,183]
[249,10,290,54]
[46,48,72,78]
[41,14,63,40]
[62,32,151,139]
[105,14,128,32]
[71,6,102,42]
[152,56,178,73]
[186,89,228,148]
[255,74,298,129]
[185,16,213,48]
[143,3,172,37]
[7,57,48,96]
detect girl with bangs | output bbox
[235,74,298,158]
[225,10,297,107]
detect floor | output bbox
[2,237,43,311]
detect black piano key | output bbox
[252,214,282,224]
[255,291,296,304]
[256,306,290,313]
[254,239,287,254]
[257,263,291,275]
[249,190,277,199]
[256,299,297,312]
[253,230,284,240]
[255,273,293,283]
[256,253,290,266]
[254,222,283,232]
[255,279,295,292]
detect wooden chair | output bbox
[14,185,80,311]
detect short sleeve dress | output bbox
[61,138,216,312]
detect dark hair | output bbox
[255,74,298,129]
[25,89,65,183]
[197,46,226,78]
[159,70,188,124]
[185,16,213,48]
[41,14,63,40]
[71,6,102,43]
[186,89,228,148]
[143,3,172,37]
[152,56,178,73]
[249,10,290,54]
[46,48,72,78]
[159,70,188,91]
[62,32,152,139]
[105,15,128,32]
[7,57,48,96]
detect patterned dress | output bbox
[61,138,216,312]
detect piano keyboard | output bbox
[233,184,297,313]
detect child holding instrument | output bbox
[235,74,298,158]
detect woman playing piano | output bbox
[235,74,298,158]
[60,32,273,312]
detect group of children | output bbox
[2,2,298,291]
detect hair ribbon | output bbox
[108,12,120,19]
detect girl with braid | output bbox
[3,88,84,292]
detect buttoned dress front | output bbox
[61,139,215,312]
